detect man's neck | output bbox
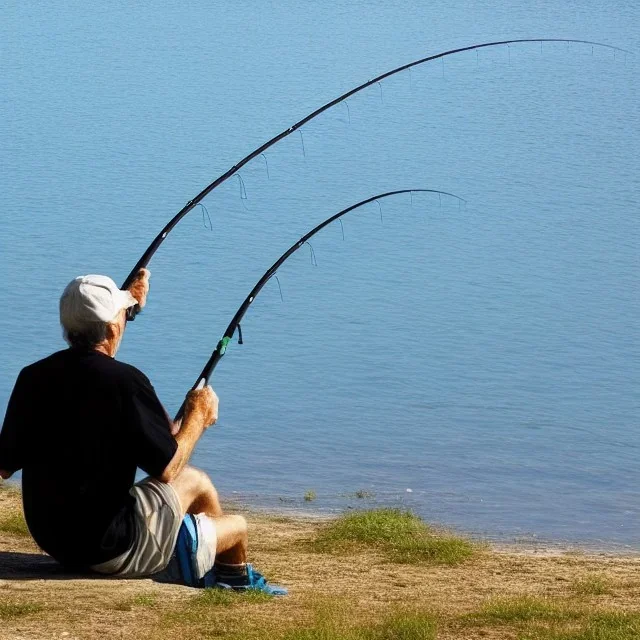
[93,343,115,358]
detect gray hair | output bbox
[62,321,109,349]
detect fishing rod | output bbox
[122,37,629,318]
[173,188,465,420]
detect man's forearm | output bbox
[158,385,217,483]
[158,415,204,483]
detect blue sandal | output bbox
[217,563,288,596]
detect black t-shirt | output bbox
[0,348,177,568]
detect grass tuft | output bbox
[165,587,273,628]
[570,575,612,597]
[0,602,44,620]
[192,587,273,607]
[133,594,157,606]
[0,511,30,536]
[472,596,582,625]
[112,593,158,611]
[369,613,437,639]
[312,509,475,565]
[520,611,640,639]
[305,490,317,502]
[280,611,437,640]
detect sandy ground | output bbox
[1,486,639,640]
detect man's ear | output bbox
[105,320,123,354]
[105,322,118,341]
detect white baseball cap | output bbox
[60,274,138,330]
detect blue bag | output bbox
[174,514,219,588]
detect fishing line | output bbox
[259,153,270,179]
[122,38,630,318]
[197,203,212,231]
[344,101,351,124]
[173,188,466,420]
[299,130,306,157]
[236,174,248,200]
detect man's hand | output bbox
[158,386,218,484]
[184,386,219,429]
[128,268,150,310]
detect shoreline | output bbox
[223,490,640,557]
[4,477,639,558]
[2,483,640,639]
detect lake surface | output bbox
[1,1,638,548]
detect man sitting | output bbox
[0,270,286,594]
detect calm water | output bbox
[1,2,638,548]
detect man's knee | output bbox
[215,514,247,540]
[170,465,219,514]
[231,515,247,535]
[174,465,216,492]
[214,514,248,555]
[176,464,208,485]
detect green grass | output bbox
[192,588,273,607]
[112,593,158,611]
[133,594,157,606]
[464,598,640,640]
[305,490,317,502]
[165,588,274,630]
[570,575,612,597]
[519,612,640,640]
[280,612,437,640]
[0,511,30,536]
[366,614,437,639]
[472,597,582,625]
[0,602,44,620]
[312,509,475,565]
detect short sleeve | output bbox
[0,369,29,473]
[126,374,177,478]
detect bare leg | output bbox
[213,515,248,564]
[168,465,247,564]
[169,465,223,517]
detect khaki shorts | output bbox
[91,477,184,578]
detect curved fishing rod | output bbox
[122,37,629,314]
[174,188,465,420]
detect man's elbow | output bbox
[157,456,180,484]
[156,439,189,484]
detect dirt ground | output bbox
[1,486,639,640]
